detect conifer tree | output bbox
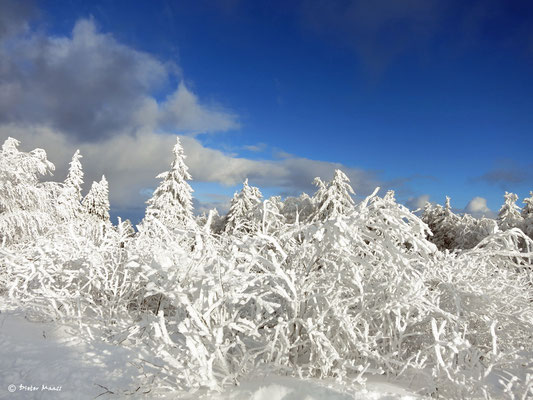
[444,196,452,216]
[311,169,355,221]
[422,198,460,250]
[83,175,110,222]
[498,192,522,231]
[224,179,262,234]
[57,150,84,220]
[521,191,533,238]
[144,137,194,230]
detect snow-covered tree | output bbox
[422,198,460,250]
[498,192,522,231]
[0,137,56,243]
[224,179,262,234]
[311,169,355,221]
[452,214,498,249]
[83,175,110,222]
[57,150,84,220]
[65,150,84,202]
[444,195,452,216]
[521,191,533,238]
[281,193,314,224]
[143,137,194,230]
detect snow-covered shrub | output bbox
[421,228,533,398]
[4,224,142,324]
[0,137,56,244]
[256,191,435,379]
[2,135,532,399]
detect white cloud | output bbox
[465,196,494,218]
[405,194,430,211]
[159,83,239,133]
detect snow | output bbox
[207,375,418,400]
[0,308,139,399]
[0,308,421,399]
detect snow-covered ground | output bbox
[206,375,418,400]
[0,308,139,399]
[0,308,420,399]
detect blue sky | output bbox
[1,0,532,223]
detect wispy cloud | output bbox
[243,143,268,153]
[472,160,533,189]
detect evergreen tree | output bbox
[83,175,110,222]
[65,150,84,202]
[498,192,522,231]
[444,196,452,216]
[311,169,355,222]
[57,150,84,220]
[144,137,194,230]
[521,191,533,238]
[421,198,460,250]
[224,179,262,234]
